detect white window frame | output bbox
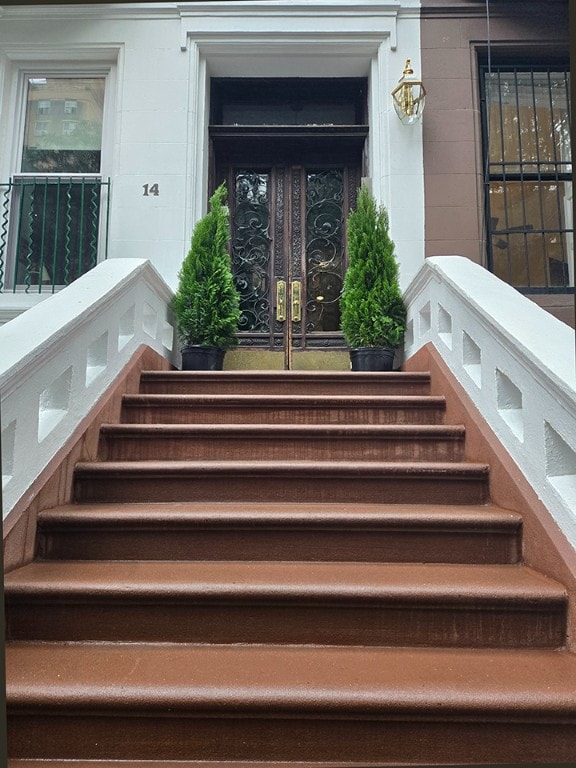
[16,69,112,179]
[0,49,119,290]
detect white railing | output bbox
[405,255,576,548]
[0,258,177,519]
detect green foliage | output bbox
[340,187,406,349]
[173,183,240,349]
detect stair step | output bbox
[36,502,522,563]
[9,763,385,768]
[8,643,576,762]
[121,394,447,425]
[99,423,466,462]
[5,561,566,647]
[139,370,433,396]
[73,460,490,505]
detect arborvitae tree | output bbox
[173,183,240,349]
[340,187,406,349]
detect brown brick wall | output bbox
[420,0,573,326]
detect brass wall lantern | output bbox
[391,59,426,124]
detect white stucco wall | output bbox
[0,1,424,292]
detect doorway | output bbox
[220,163,360,368]
[210,78,367,369]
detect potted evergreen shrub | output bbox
[173,183,240,370]
[340,186,406,371]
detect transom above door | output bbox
[219,163,361,369]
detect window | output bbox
[3,75,108,290]
[62,121,77,136]
[481,64,573,291]
[22,76,104,173]
[211,78,368,126]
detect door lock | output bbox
[292,281,302,322]
[276,279,287,322]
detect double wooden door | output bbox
[221,164,360,369]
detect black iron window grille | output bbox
[0,176,110,293]
[480,64,573,292]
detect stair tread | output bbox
[74,459,490,476]
[8,643,576,717]
[101,423,465,437]
[10,763,385,768]
[38,501,522,529]
[141,370,432,381]
[5,560,565,604]
[123,394,445,405]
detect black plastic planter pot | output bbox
[181,345,225,371]
[349,347,396,372]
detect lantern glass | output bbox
[391,60,426,124]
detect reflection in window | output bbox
[21,77,104,174]
[482,66,573,291]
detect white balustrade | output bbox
[0,258,177,519]
[405,256,576,548]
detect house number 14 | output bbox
[143,183,160,197]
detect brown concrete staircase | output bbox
[6,370,576,765]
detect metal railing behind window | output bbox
[481,65,573,292]
[0,176,110,293]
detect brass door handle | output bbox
[276,279,287,322]
[292,280,302,322]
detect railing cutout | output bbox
[545,422,576,508]
[495,369,524,441]
[462,332,482,388]
[38,367,73,442]
[86,332,109,387]
[1,420,16,489]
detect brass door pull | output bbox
[276,279,287,321]
[292,280,302,322]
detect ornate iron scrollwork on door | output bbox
[305,169,345,334]
[231,171,271,333]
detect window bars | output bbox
[0,176,110,293]
[481,65,573,292]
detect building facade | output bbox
[421,0,572,325]
[0,0,571,342]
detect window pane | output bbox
[231,171,271,333]
[22,77,104,173]
[489,180,573,289]
[484,65,572,290]
[485,70,572,175]
[550,72,572,170]
[305,169,344,333]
